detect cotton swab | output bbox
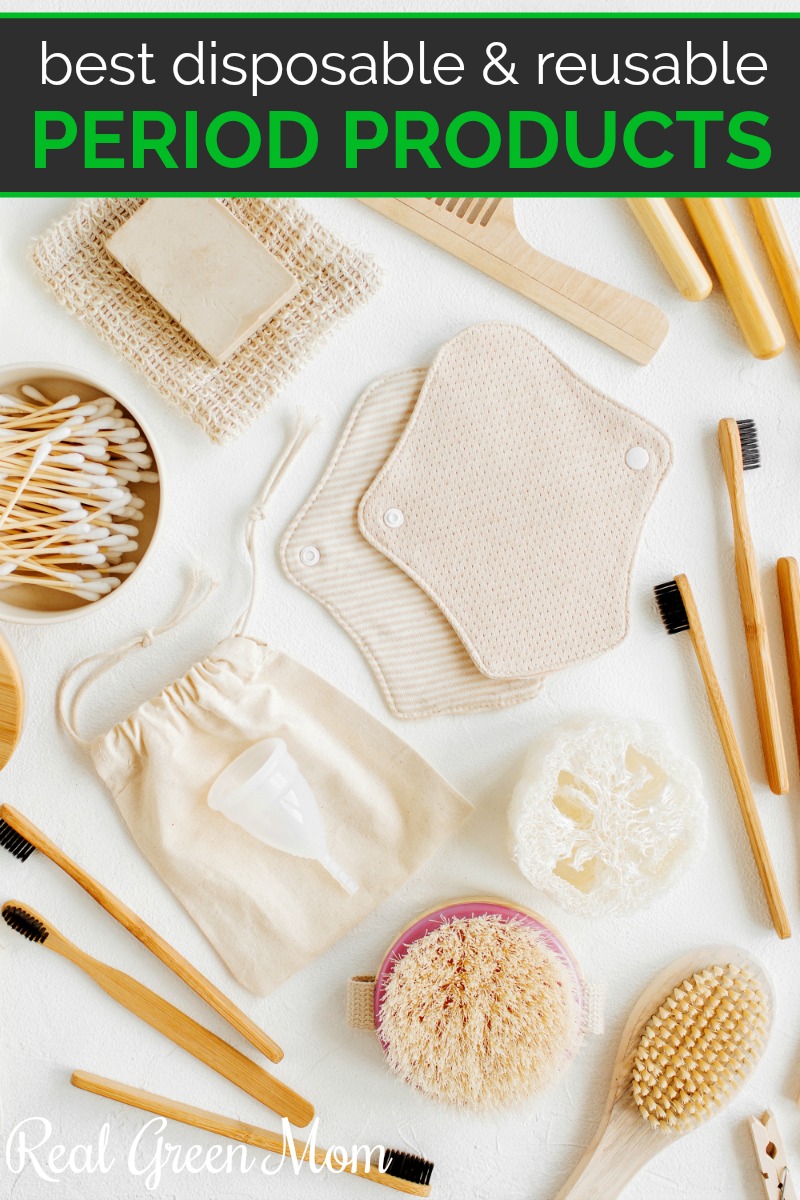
[0,384,156,602]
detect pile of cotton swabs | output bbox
[0,384,157,602]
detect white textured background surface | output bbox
[3,192,800,1200]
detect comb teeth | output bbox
[736,419,760,470]
[0,817,36,862]
[2,904,49,944]
[382,1149,434,1187]
[631,963,768,1132]
[654,580,690,635]
[431,197,501,226]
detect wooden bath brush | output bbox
[554,947,772,1199]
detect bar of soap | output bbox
[105,199,299,364]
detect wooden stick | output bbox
[684,198,785,359]
[718,419,788,795]
[5,902,312,1126]
[777,557,800,768]
[749,199,800,344]
[70,1072,431,1196]
[0,805,283,1064]
[626,199,712,301]
[675,575,791,939]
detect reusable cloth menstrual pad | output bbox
[284,322,672,714]
[281,369,544,719]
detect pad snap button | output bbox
[625,446,649,471]
[299,545,320,566]
[384,508,405,528]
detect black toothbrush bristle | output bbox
[0,818,36,863]
[654,580,690,635]
[2,904,49,943]
[382,1149,434,1188]
[736,419,760,470]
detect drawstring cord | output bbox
[57,567,216,746]
[57,413,317,745]
[232,413,319,637]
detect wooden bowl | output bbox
[0,364,163,623]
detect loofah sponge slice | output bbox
[377,914,583,1110]
[509,716,706,917]
[632,962,769,1132]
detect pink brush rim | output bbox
[374,898,585,1052]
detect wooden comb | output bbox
[359,197,669,364]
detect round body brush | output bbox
[554,947,772,1199]
[374,898,588,1110]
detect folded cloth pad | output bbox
[359,323,672,679]
[31,198,381,444]
[281,369,544,718]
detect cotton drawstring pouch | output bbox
[58,423,471,996]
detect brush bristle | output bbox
[654,580,689,635]
[631,963,768,1132]
[736,419,760,470]
[0,818,36,863]
[381,1150,434,1187]
[2,904,49,944]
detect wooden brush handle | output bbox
[675,576,791,939]
[777,557,800,759]
[47,931,313,1126]
[71,1072,430,1196]
[626,199,712,301]
[684,199,785,359]
[750,198,800,342]
[554,1119,648,1199]
[717,422,788,796]
[0,804,282,1064]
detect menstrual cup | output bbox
[208,738,358,894]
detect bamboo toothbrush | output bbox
[0,805,281,1063]
[554,947,772,1199]
[777,557,800,763]
[71,1071,434,1196]
[626,199,712,301]
[1,903,314,1127]
[749,198,800,343]
[718,418,788,795]
[654,576,791,939]
[683,198,785,359]
[359,197,669,364]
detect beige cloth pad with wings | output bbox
[359,323,672,680]
[281,369,544,718]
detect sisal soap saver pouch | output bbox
[281,368,544,719]
[59,428,471,996]
[359,323,673,679]
[31,198,381,444]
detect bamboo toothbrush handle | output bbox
[51,937,314,1126]
[717,421,788,796]
[71,1072,429,1196]
[676,576,791,939]
[777,557,800,756]
[684,198,785,359]
[749,198,800,342]
[626,199,712,301]
[0,805,282,1065]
